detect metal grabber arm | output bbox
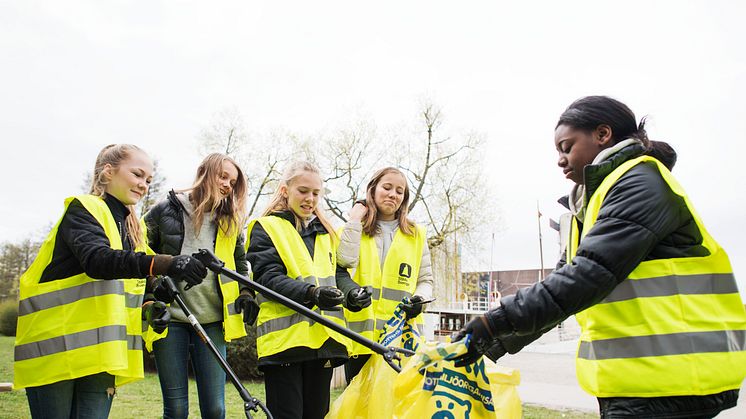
[160,276,272,419]
[192,248,415,373]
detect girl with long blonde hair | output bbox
[15,144,206,418]
[246,160,367,419]
[144,153,256,419]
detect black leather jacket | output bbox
[488,144,738,417]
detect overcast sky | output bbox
[1,1,745,296]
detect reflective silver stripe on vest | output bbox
[14,325,128,361]
[578,330,746,360]
[603,273,740,304]
[348,319,376,334]
[257,308,344,337]
[125,293,143,309]
[18,281,125,316]
[219,274,233,285]
[380,287,412,302]
[227,301,240,316]
[127,334,143,351]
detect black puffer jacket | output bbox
[143,190,249,277]
[488,144,738,417]
[246,210,358,367]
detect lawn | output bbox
[0,336,593,418]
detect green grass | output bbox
[0,336,593,418]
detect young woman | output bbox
[246,160,363,419]
[336,167,434,384]
[143,153,257,419]
[14,144,206,419]
[454,96,746,418]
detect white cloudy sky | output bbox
[1,1,745,295]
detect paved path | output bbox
[497,340,744,418]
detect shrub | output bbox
[0,299,18,336]
[227,325,262,380]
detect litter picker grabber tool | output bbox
[160,276,272,419]
[192,248,415,373]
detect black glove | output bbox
[167,255,207,287]
[235,292,260,325]
[307,286,344,310]
[345,286,373,312]
[143,301,171,334]
[400,295,425,319]
[151,277,175,304]
[451,314,501,367]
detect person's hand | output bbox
[151,277,175,304]
[167,255,207,287]
[400,295,425,319]
[451,314,499,367]
[348,201,368,222]
[307,286,345,310]
[143,301,171,334]
[345,286,373,312]
[235,292,260,325]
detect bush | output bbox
[0,299,18,336]
[227,325,262,380]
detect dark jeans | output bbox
[26,372,115,419]
[263,359,335,419]
[343,354,371,385]
[153,322,227,419]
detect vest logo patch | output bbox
[398,263,412,285]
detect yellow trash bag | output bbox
[327,307,423,419]
[393,337,522,419]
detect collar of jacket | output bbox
[582,142,646,200]
[270,210,328,236]
[103,192,130,221]
[167,189,190,217]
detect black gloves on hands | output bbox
[151,277,175,304]
[452,314,501,367]
[167,255,207,287]
[143,301,171,334]
[235,292,260,325]
[400,295,425,319]
[345,286,373,312]
[307,286,344,310]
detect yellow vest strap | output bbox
[579,330,746,360]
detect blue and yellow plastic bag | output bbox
[327,307,521,418]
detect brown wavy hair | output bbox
[362,167,415,237]
[89,144,149,249]
[182,153,248,237]
[262,160,337,241]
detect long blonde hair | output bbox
[362,167,415,236]
[262,161,337,240]
[89,144,148,249]
[182,153,248,237]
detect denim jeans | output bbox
[153,322,227,419]
[25,372,115,419]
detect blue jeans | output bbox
[26,372,115,419]
[153,322,227,419]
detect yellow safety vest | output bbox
[14,195,148,389]
[247,216,352,359]
[568,156,746,397]
[344,224,426,355]
[142,222,246,351]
